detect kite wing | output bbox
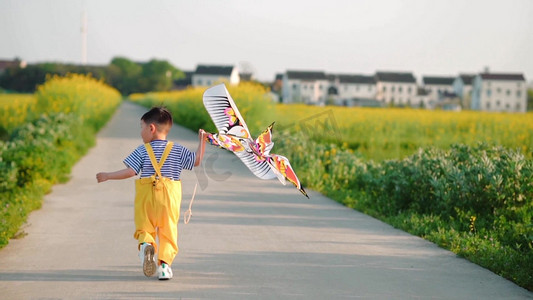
[203,84,276,180]
[203,84,250,138]
[234,151,277,180]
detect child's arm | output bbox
[194,129,207,167]
[96,167,136,183]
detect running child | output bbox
[96,106,206,280]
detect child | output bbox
[96,106,207,280]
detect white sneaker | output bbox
[158,263,173,280]
[139,243,156,277]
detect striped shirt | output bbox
[123,140,196,181]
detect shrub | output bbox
[0,94,37,133]
[0,113,93,247]
[0,74,121,248]
[35,74,121,131]
[276,134,533,290]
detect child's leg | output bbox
[156,180,181,265]
[157,222,179,265]
[134,180,158,253]
[135,230,156,250]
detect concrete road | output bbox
[0,101,531,299]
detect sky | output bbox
[1,0,532,82]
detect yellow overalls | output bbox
[133,142,181,265]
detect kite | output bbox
[202,84,309,198]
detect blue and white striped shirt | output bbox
[123,140,196,181]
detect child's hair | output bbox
[141,106,173,131]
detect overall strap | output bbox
[144,142,174,179]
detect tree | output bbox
[139,59,184,92]
[0,63,108,93]
[0,56,185,94]
[108,57,142,95]
[0,65,48,92]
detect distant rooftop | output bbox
[0,59,25,70]
[423,76,455,85]
[458,74,476,85]
[336,74,376,84]
[375,72,416,83]
[286,70,327,80]
[195,65,234,76]
[480,73,525,81]
[326,74,336,81]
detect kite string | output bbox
[184,183,198,225]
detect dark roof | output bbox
[326,74,337,81]
[480,73,525,81]
[195,65,234,76]
[458,74,475,85]
[375,72,416,83]
[286,70,327,80]
[0,60,21,69]
[336,74,376,84]
[423,76,455,85]
[275,73,283,80]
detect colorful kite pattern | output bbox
[203,84,309,198]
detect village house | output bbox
[328,74,377,106]
[471,73,527,113]
[414,87,431,108]
[434,91,463,111]
[282,70,328,104]
[271,73,283,94]
[453,74,475,108]
[0,58,26,75]
[191,65,239,87]
[422,76,456,108]
[375,72,418,107]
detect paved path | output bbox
[0,102,531,299]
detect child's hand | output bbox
[96,172,108,183]
[199,129,207,140]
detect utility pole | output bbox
[81,9,88,65]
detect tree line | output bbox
[0,57,184,95]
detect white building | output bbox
[191,65,240,87]
[282,71,328,104]
[415,87,431,108]
[331,74,377,106]
[453,74,475,108]
[471,73,527,113]
[375,72,418,107]
[422,76,456,108]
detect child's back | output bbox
[96,106,207,280]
